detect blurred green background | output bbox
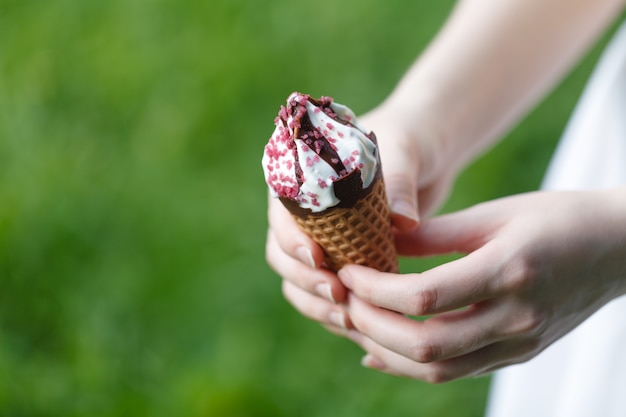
[0,0,620,415]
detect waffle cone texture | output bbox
[289,179,399,273]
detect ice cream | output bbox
[263,92,398,272]
[263,92,381,212]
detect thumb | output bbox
[383,168,420,232]
[395,206,495,257]
[359,108,420,232]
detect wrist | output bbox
[377,92,462,185]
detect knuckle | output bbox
[410,339,441,363]
[503,252,543,294]
[508,306,549,338]
[422,364,454,384]
[409,286,439,316]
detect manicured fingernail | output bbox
[361,354,386,370]
[337,268,352,288]
[315,283,336,304]
[296,246,316,269]
[329,311,347,329]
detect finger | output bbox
[348,292,549,365]
[322,323,350,338]
[347,294,503,363]
[267,229,346,303]
[415,173,453,218]
[353,330,541,383]
[339,243,504,316]
[386,171,420,232]
[282,281,351,330]
[395,204,503,257]
[267,196,325,268]
[380,145,420,232]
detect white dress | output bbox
[485,22,626,417]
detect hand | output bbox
[339,188,626,383]
[265,102,457,332]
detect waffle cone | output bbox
[289,179,398,273]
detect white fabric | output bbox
[485,21,626,417]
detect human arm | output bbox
[380,0,626,175]
[266,0,626,330]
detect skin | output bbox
[339,189,626,382]
[265,0,626,382]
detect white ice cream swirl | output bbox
[262,92,380,213]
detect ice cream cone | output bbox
[263,92,399,273]
[290,178,398,273]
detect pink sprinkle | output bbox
[306,157,314,167]
[351,150,359,156]
[317,178,328,188]
[338,132,344,138]
[326,123,334,130]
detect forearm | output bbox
[384,0,625,173]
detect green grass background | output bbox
[0,0,621,415]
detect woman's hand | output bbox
[265,102,458,332]
[339,188,626,383]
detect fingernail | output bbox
[296,246,316,269]
[361,354,386,370]
[329,311,347,329]
[337,268,352,289]
[315,283,336,304]
[391,200,420,229]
